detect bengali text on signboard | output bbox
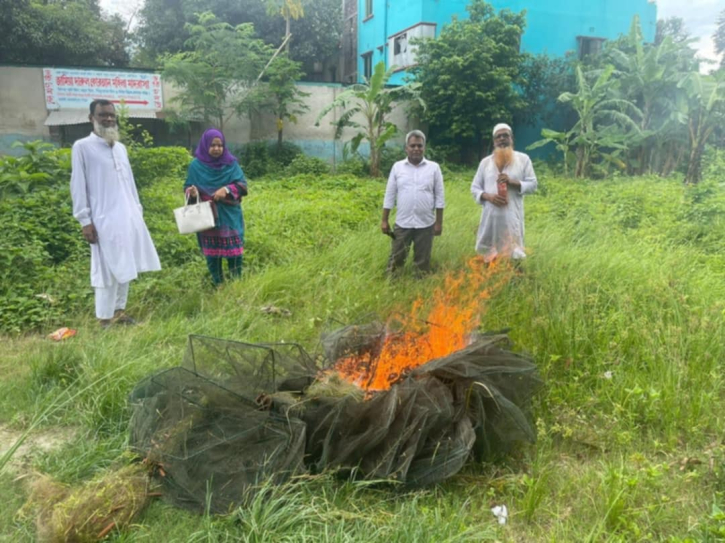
[43,68,163,111]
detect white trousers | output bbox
[95,278,130,319]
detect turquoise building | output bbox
[356,0,658,85]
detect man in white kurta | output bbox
[70,100,161,326]
[471,123,537,261]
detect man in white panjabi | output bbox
[470,123,537,262]
[70,99,161,328]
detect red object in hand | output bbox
[497,180,508,201]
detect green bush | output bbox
[140,178,202,267]
[129,146,191,188]
[285,155,331,176]
[335,158,368,177]
[379,146,404,177]
[268,141,303,168]
[233,141,303,178]
[0,185,91,332]
[0,144,195,333]
[703,147,725,181]
[0,141,70,196]
[234,141,269,178]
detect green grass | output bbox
[2,171,725,541]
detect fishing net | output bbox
[129,330,541,513]
[128,364,307,514]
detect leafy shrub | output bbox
[117,102,154,151]
[233,141,303,178]
[235,141,269,178]
[129,147,191,188]
[268,141,303,168]
[703,148,725,182]
[675,180,725,250]
[335,158,368,177]
[0,141,70,196]
[285,155,330,176]
[0,144,194,332]
[0,184,91,332]
[140,178,202,267]
[379,146,404,177]
[334,145,404,178]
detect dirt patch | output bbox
[0,425,78,475]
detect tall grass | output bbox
[1,173,725,541]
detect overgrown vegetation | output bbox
[411,0,528,162]
[529,16,725,182]
[316,61,420,177]
[135,0,341,76]
[1,145,725,540]
[0,144,377,333]
[161,12,277,131]
[0,0,130,66]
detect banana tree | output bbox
[605,16,696,175]
[677,72,725,184]
[316,61,422,177]
[529,65,643,178]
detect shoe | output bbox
[112,311,136,325]
[99,319,113,329]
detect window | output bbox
[577,36,605,59]
[365,0,373,19]
[394,33,407,56]
[362,52,373,79]
[388,23,435,69]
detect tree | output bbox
[656,17,690,46]
[316,62,420,177]
[135,0,279,67]
[715,10,725,69]
[0,0,130,66]
[265,0,304,52]
[133,0,341,77]
[603,16,698,175]
[288,0,342,76]
[677,72,725,184]
[161,13,273,130]
[133,0,189,65]
[263,55,310,147]
[530,65,643,178]
[516,53,577,129]
[411,0,526,162]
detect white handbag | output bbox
[174,191,215,234]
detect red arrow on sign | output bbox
[110,100,149,106]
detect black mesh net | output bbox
[129,330,541,513]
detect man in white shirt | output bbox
[471,123,537,262]
[381,130,445,275]
[70,99,161,328]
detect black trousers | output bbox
[387,224,434,274]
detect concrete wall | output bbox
[0,67,53,154]
[0,66,415,162]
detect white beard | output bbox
[93,120,120,146]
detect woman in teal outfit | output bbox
[184,129,248,285]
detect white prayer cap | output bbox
[492,123,512,137]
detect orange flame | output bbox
[334,257,514,391]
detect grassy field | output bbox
[1,169,725,542]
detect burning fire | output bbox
[334,257,514,391]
